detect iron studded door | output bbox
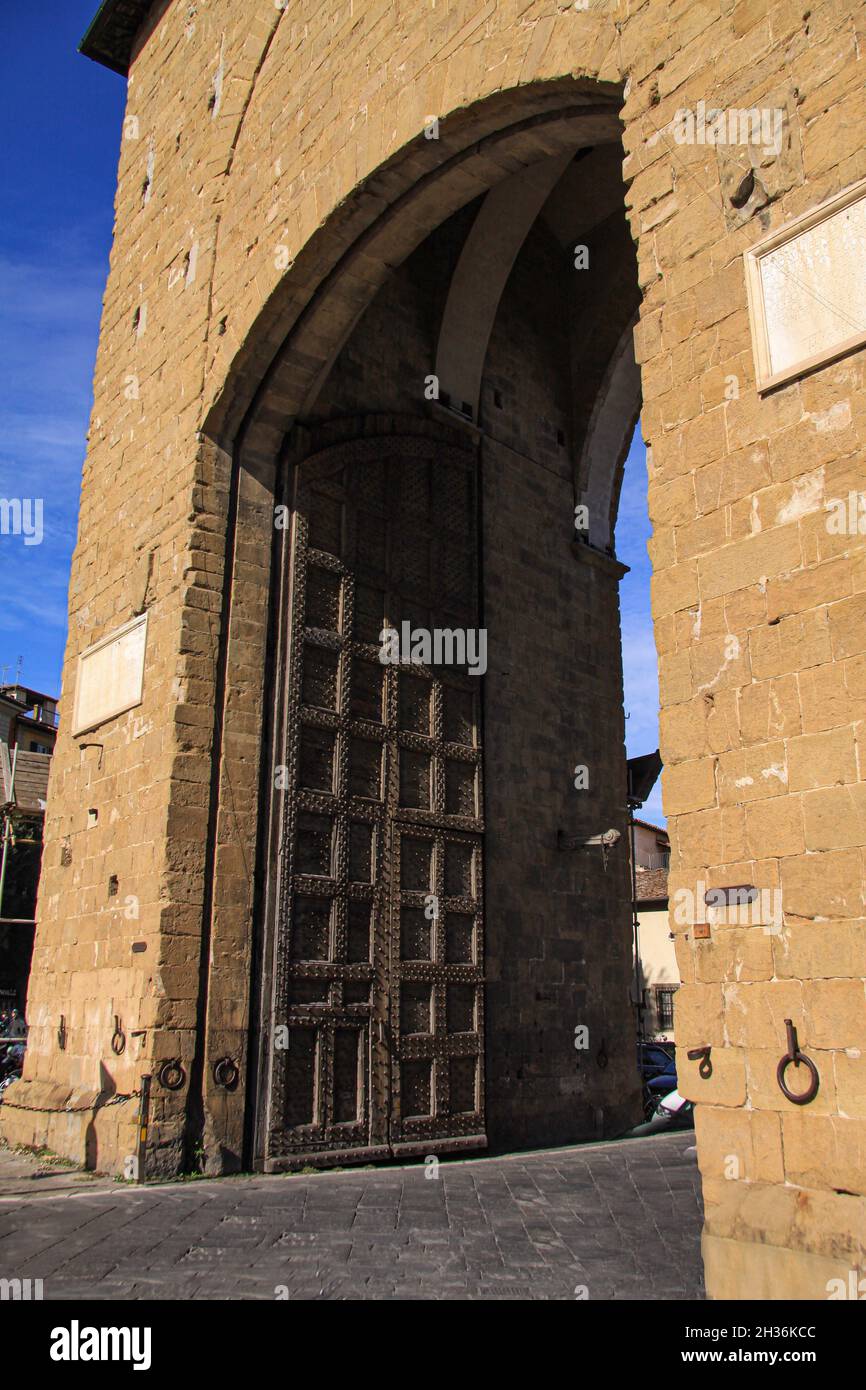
[266,435,486,1167]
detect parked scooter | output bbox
[0,1041,25,1097]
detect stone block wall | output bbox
[2,0,864,1297]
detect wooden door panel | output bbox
[267,436,485,1165]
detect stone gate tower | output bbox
[3,0,865,1301]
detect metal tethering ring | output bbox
[776,1020,819,1106]
[213,1057,240,1090]
[687,1046,713,1079]
[157,1059,186,1092]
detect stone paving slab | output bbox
[0,1145,114,1198]
[0,1132,704,1300]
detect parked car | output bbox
[637,1041,676,1082]
[638,1042,677,1117]
[646,1066,678,1092]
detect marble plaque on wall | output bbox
[72,613,148,736]
[745,176,866,392]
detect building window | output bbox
[656,986,678,1032]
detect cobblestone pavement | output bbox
[0,1132,704,1300]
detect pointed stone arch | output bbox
[576,316,642,551]
[433,151,574,420]
[194,78,646,1171]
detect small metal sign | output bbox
[705,885,758,909]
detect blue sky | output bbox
[0,3,125,696]
[0,5,662,822]
[617,428,665,827]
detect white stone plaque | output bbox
[72,613,148,736]
[745,176,866,392]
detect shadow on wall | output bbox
[84,1061,118,1171]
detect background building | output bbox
[0,684,56,1012]
[633,821,677,1043]
[0,684,58,756]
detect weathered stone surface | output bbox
[2,0,865,1304]
[0,1132,705,1300]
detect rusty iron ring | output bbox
[157,1059,186,1092]
[110,1016,126,1055]
[776,1019,819,1106]
[687,1046,713,1079]
[213,1057,240,1090]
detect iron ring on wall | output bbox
[776,1019,819,1106]
[157,1059,186,1092]
[687,1046,713,1079]
[213,1057,240,1090]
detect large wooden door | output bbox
[264,435,486,1168]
